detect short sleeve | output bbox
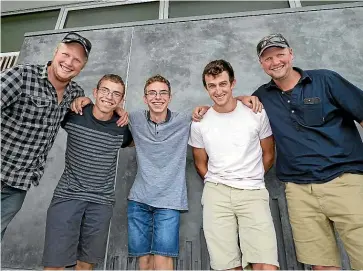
[61,110,77,130]
[179,109,192,122]
[258,109,273,139]
[327,71,363,122]
[128,110,141,133]
[121,125,133,148]
[188,122,205,148]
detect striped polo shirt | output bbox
[53,104,133,205]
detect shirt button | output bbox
[287,100,290,103]
[281,92,284,95]
[291,110,295,113]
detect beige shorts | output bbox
[202,182,279,270]
[285,173,363,269]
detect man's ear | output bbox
[143,95,148,105]
[168,94,172,104]
[231,79,237,90]
[93,88,98,100]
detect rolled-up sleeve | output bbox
[1,65,24,110]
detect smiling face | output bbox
[49,42,87,83]
[204,71,236,108]
[143,81,171,114]
[93,79,124,116]
[259,47,294,81]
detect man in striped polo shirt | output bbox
[42,74,133,270]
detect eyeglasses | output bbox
[145,90,170,98]
[98,87,123,99]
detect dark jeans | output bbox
[1,183,27,240]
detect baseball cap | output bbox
[62,32,92,57]
[256,33,290,58]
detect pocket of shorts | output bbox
[303,103,324,126]
[201,185,205,206]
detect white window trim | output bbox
[288,0,302,8]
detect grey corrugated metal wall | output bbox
[1,3,363,269]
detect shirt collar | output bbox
[265,67,312,91]
[146,109,171,124]
[39,61,51,79]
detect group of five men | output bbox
[1,31,363,270]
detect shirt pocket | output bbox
[21,95,53,125]
[303,103,325,126]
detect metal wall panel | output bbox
[1,3,363,269]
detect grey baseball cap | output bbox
[256,33,290,57]
[62,32,92,57]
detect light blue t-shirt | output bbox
[128,109,191,210]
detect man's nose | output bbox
[271,57,280,66]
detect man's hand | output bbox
[114,107,129,127]
[192,105,210,122]
[71,97,92,115]
[236,95,263,113]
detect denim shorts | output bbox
[127,200,180,257]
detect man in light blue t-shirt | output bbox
[127,75,189,270]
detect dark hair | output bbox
[202,59,235,88]
[97,74,125,98]
[144,74,171,94]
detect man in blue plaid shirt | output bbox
[0,32,92,240]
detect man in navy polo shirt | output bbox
[253,33,363,270]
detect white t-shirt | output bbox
[188,101,272,189]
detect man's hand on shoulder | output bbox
[192,105,210,122]
[236,95,263,113]
[115,107,129,127]
[71,97,92,115]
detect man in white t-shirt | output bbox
[188,59,279,270]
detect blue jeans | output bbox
[127,200,180,257]
[1,183,27,240]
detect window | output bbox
[168,1,290,18]
[1,10,59,53]
[301,1,359,7]
[64,1,160,28]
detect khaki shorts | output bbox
[202,182,279,270]
[285,173,363,269]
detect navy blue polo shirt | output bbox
[253,67,363,184]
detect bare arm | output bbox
[260,135,275,174]
[192,147,208,180]
[360,120,363,128]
